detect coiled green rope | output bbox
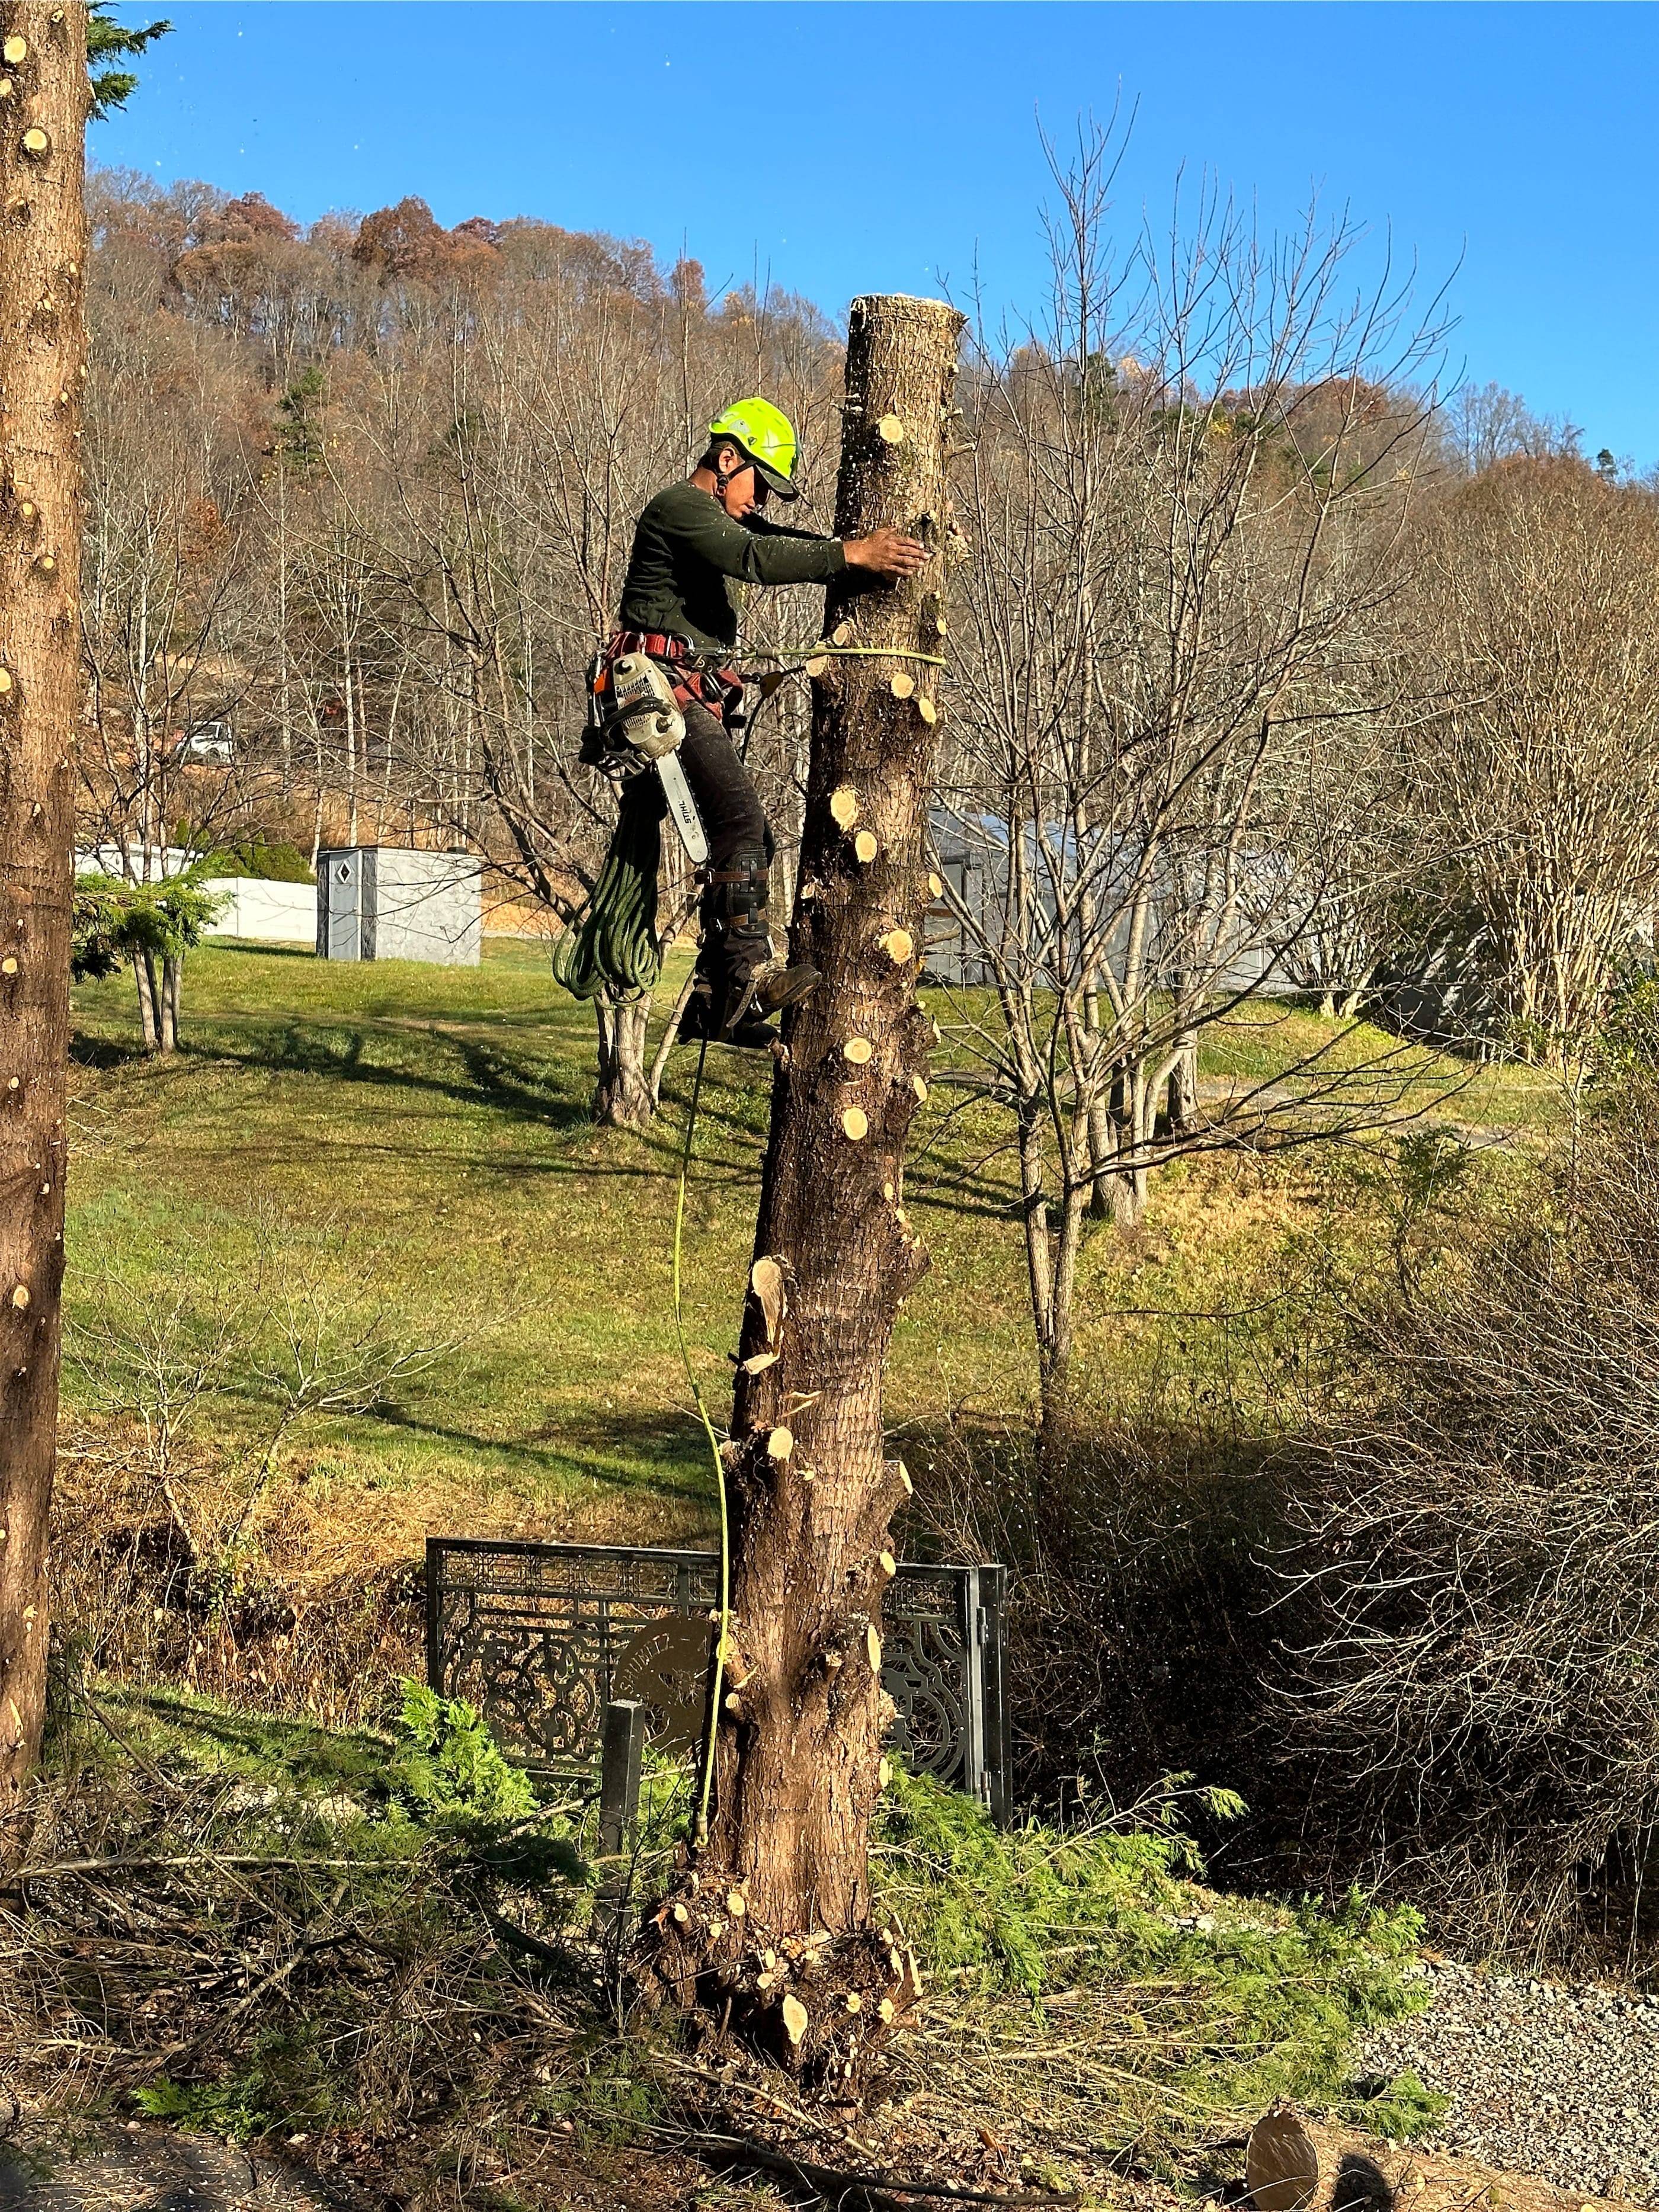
[550,777,664,1002]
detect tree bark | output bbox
[592,993,652,1127]
[652,295,963,2088]
[160,951,180,1052]
[133,947,161,1052]
[0,0,88,1832]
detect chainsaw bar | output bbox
[656,750,708,866]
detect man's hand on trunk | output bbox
[843,527,927,578]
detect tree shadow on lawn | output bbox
[193,1021,595,1137]
[110,1685,396,1784]
[194,1022,779,1178]
[373,1400,717,1511]
[210,940,317,960]
[69,1031,155,1070]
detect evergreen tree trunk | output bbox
[133,948,161,1051]
[654,295,963,2088]
[0,0,88,1831]
[160,951,181,1052]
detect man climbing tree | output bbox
[0,1,165,1834]
[650,299,965,2089]
[556,398,924,1047]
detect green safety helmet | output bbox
[707,396,800,500]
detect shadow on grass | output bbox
[111,1685,395,1785]
[373,1400,716,1507]
[69,1033,150,1070]
[192,1021,595,1139]
[209,940,318,961]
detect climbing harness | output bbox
[555,635,946,1018]
[669,1034,731,1848]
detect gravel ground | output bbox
[1363,1961,1659,2203]
[0,2122,357,2212]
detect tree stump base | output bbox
[638,1875,923,2089]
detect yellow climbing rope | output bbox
[670,1034,732,1848]
[745,640,947,669]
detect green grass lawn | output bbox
[64,940,1564,1563]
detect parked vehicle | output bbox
[174,720,235,764]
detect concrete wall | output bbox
[76,845,191,880]
[203,879,316,942]
[76,851,318,945]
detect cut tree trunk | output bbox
[0,0,89,1833]
[649,294,964,2090]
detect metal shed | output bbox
[316,847,481,966]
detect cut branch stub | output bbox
[842,1036,873,1066]
[829,785,859,830]
[853,830,878,865]
[878,928,914,966]
[750,1255,787,1345]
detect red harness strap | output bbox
[605,629,743,726]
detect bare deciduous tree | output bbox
[939,132,1447,1428]
[1402,456,1659,1063]
[1284,1086,1659,1964]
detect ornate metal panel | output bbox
[425,1538,1011,1823]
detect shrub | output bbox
[872,1767,1436,2155]
[389,1681,588,1886]
[1283,1085,1659,1963]
[205,834,315,884]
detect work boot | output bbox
[675,934,819,1050]
[675,979,781,1051]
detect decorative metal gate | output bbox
[425,1538,1011,1824]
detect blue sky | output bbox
[91,2,1659,466]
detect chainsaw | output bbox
[581,651,708,865]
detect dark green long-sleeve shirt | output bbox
[617,479,846,651]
